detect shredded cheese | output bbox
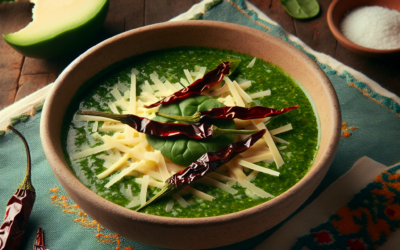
[254,122,284,168]
[140,175,150,206]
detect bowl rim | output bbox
[327,0,400,55]
[41,20,341,228]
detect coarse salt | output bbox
[340,6,400,50]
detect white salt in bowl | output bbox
[40,20,341,249]
[327,0,400,57]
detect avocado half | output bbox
[3,0,109,59]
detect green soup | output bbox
[62,47,319,218]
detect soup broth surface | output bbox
[63,47,319,218]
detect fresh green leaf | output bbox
[147,95,236,166]
[226,59,241,76]
[280,0,320,19]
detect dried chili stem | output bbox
[33,227,47,250]
[0,126,36,250]
[81,111,257,139]
[144,60,241,108]
[135,129,266,212]
[156,105,299,123]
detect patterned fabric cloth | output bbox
[1,0,400,249]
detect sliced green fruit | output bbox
[3,0,109,59]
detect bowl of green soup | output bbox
[40,20,340,249]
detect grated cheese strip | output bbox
[166,163,185,173]
[224,95,235,106]
[166,199,174,212]
[247,57,256,68]
[150,72,168,92]
[208,83,229,96]
[207,172,234,182]
[272,135,289,144]
[249,90,271,99]
[111,88,129,110]
[164,80,178,92]
[240,145,270,158]
[180,77,190,87]
[233,80,253,103]
[104,161,143,188]
[144,152,160,163]
[246,170,259,181]
[143,80,154,94]
[184,186,214,201]
[238,81,252,90]
[102,135,146,161]
[238,160,280,176]
[98,153,131,179]
[137,106,159,114]
[99,124,125,132]
[72,144,113,160]
[173,82,185,90]
[227,163,274,198]
[255,122,284,168]
[140,175,150,206]
[224,77,246,107]
[117,137,145,146]
[74,115,117,122]
[241,152,273,163]
[126,199,141,209]
[270,123,293,135]
[92,121,98,132]
[194,66,207,81]
[171,193,189,208]
[157,151,171,182]
[135,178,164,189]
[199,176,238,195]
[108,102,120,114]
[140,92,158,102]
[184,69,194,84]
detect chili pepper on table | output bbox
[33,228,48,250]
[156,105,299,123]
[0,126,35,250]
[135,129,266,211]
[81,111,257,139]
[144,60,240,108]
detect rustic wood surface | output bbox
[0,0,399,110]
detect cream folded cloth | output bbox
[257,156,400,249]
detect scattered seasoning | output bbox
[135,129,266,211]
[0,126,36,250]
[33,228,48,250]
[144,60,240,108]
[81,111,257,139]
[340,6,400,50]
[156,105,299,123]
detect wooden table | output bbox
[1,0,399,110]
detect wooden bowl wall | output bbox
[40,20,341,249]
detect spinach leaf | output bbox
[147,95,236,166]
[281,0,320,19]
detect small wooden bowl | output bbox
[327,0,400,57]
[40,20,341,249]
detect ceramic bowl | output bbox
[40,20,341,249]
[327,0,400,57]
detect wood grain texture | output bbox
[145,0,201,25]
[0,0,399,110]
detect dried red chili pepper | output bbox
[0,126,35,250]
[81,111,257,139]
[156,105,299,123]
[135,129,266,211]
[144,60,240,108]
[33,228,48,250]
